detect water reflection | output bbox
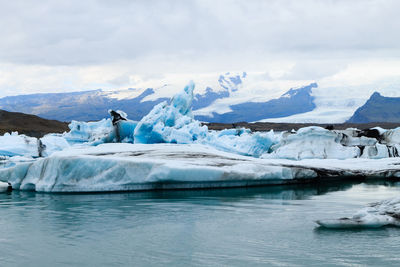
[1,180,400,266]
[0,179,361,204]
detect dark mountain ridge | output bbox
[0,109,69,137]
[347,92,400,123]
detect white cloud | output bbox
[0,0,399,97]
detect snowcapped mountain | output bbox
[1,71,395,123]
[195,83,317,123]
[0,72,319,122]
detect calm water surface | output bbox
[1,181,400,266]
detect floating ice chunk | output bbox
[134,81,208,144]
[2,143,400,193]
[263,126,360,160]
[316,197,400,228]
[0,132,40,157]
[0,143,318,192]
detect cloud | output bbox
[0,0,399,96]
[0,0,399,66]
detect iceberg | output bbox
[316,197,400,229]
[0,143,314,192]
[134,81,208,144]
[2,143,400,193]
[262,126,400,160]
[133,81,277,156]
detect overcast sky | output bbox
[0,0,399,97]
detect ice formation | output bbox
[1,81,400,192]
[203,128,278,157]
[0,143,311,192]
[316,197,400,229]
[263,126,400,160]
[263,127,360,160]
[2,81,400,162]
[133,81,208,144]
[133,81,277,156]
[64,111,137,145]
[2,143,400,193]
[0,132,41,157]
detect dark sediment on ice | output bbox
[204,122,400,132]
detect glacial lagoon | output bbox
[1,181,400,266]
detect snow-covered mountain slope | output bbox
[195,83,317,123]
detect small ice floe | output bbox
[0,181,11,192]
[316,197,400,229]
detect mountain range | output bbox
[0,72,399,123]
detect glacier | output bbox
[1,81,400,193]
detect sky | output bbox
[0,0,399,97]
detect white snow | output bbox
[102,88,147,100]
[258,107,356,124]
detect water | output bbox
[1,181,400,266]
